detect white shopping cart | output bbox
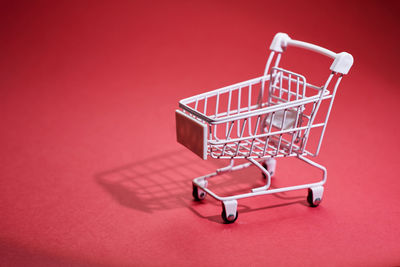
[175,33,353,223]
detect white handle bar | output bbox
[270,33,353,75]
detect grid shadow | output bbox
[95,150,306,220]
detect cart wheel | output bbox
[192,183,206,201]
[262,158,277,178]
[307,187,323,207]
[221,207,238,224]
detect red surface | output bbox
[1,1,400,266]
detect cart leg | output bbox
[297,155,327,184]
[297,155,327,207]
[192,159,255,201]
[221,200,238,224]
[216,159,235,174]
[250,158,272,193]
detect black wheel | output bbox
[221,207,238,224]
[307,188,321,207]
[192,184,206,201]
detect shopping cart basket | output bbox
[175,33,353,223]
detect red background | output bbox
[1,0,399,266]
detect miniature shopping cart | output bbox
[175,33,353,223]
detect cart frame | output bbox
[176,33,353,223]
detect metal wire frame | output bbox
[176,33,354,224]
[177,41,352,225]
[179,51,343,159]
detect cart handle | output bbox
[270,33,353,75]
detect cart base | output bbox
[192,155,327,223]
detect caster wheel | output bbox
[262,158,276,178]
[307,188,322,207]
[192,183,206,201]
[221,207,238,224]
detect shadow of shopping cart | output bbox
[95,149,223,213]
[95,149,306,217]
